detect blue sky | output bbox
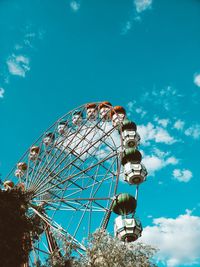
[0,0,200,266]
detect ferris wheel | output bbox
[3,102,148,266]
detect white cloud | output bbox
[14,28,45,51]
[156,86,177,97]
[154,117,169,128]
[140,211,200,266]
[121,21,133,35]
[142,149,178,176]
[138,123,176,145]
[121,15,142,35]
[166,157,178,165]
[134,15,142,22]
[134,0,153,13]
[14,44,23,50]
[173,119,185,131]
[184,124,200,139]
[127,101,135,113]
[173,169,192,182]
[194,73,200,87]
[135,107,147,117]
[0,88,5,98]
[7,54,30,77]
[142,155,163,175]
[70,1,80,12]
[23,33,36,48]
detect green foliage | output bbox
[45,252,73,267]
[44,234,76,267]
[39,229,157,267]
[72,229,157,267]
[0,188,43,267]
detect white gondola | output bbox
[121,119,140,148]
[99,101,112,121]
[123,162,147,185]
[14,162,27,178]
[3,180,14,190]
[57,121,68,135]
[86,103,98,120]
[29,146,40,161]
[112,113,125,127]
[43,133,55,146]
[122,130,140,148]
[72,110,83,125]
[114,215,142,242]
[111,106,126,127]
[122,148,147,185]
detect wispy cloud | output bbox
[153,86,179,111]
[14,27,45,51]
[173,119,185,131]
[121,0,153,34]
[172,169,192,183]
[7,54,30,78]
[140,210,200,266]
[194,73,200,87]
[127,101,135,113]
[121,21,133,35]
[0,26,44,98]
[184,124,200,139]
[141,86,183,113]
[127,87,184,120]
[136,107,147,117]
[134,0,153,13]
[126,101,147,118]
[154,117,170,128]
[0,88,5,98]
[14,44,23,51]
[70,1,80,12]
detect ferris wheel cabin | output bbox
[114,216,143,242]
[86,103,98,120]
[112,193,142,242]
[121,148,147,185]
[29,146,40,161]
[72,110,83,125]
[3,180,14,190]
[57,120,68,135]
[43,132,55,146]
[99,101,112,121]
[121,119,141,148]
[14,162,28,178]
[111,106,126,127]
